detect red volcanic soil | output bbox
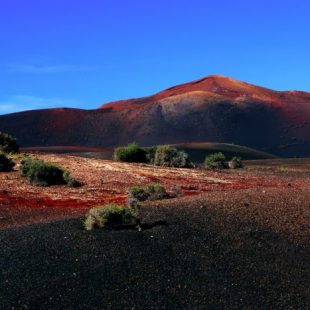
[99,75,270,111]
[100,75,310,121]
[0,154,309,229]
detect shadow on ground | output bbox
[0,194,309,309]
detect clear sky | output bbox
[0,0,309,114]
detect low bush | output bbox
[204,152,228,170]
[0,152,15,172]
[228,156,243,169]
[84,204,137,230]
[20,158,34,177]
[154,145,193,168]
[20,158,81,187]
[20,159,65,186]
[128,184,168,202]
[113,143,147,163]
[143,146,157,164]
[63,171,82,187]
[0,131,19,153]
[113,143,193,168]
[85,184,169,231]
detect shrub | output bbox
[113,143,147,163]
[20,158,34,177]
[128,184,168,202]
[204,152,228,170]
[126,195,142,229]
[63,171,82,187]
[20,158,81,187]
[0,152,15,172]
[20,159,65,186]
[84,204,136,230]
[154,145,192,168]
[228,156,243,169]
[0,131,19,153]
[143,146,158,164]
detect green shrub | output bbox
[0,131,19,153]
[154,145,192,168]
[204,152,228,170]
[20,158,81,187]
[63,171,82,187]
[143,146,158,164]
[20,158,34,177]
[113,143,147,163]
[84,204,136,230]
[0,152,15,172]
[126,195,142,229]
[20,159,65,186]
[128,184,168,201]
[228,156,243,169]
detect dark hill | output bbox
[0,75,309,157]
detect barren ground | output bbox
[0,154,309,229]
[0,155,309,309]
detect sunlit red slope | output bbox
[0,75,309,157]
[100,74,310,123]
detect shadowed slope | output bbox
[1,187,310,309]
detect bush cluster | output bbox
[154,145,193,168]
[84,183,170,231]
[0,152,15,172]
[0,131,19,153]
[84,204,136,230]
[204,152,228,170]
[128,184,168,202]
[143,146,157,164]
[114,143,243,170]
[113,143,193,168]
[204,153,243,170]
[20,158,81,187]
[113,143,147,163]
[20,158,65,186]
[228,156,243,169]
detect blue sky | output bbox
[0,0,309,114]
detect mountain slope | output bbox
[0,75,309,157]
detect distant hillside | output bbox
[172,143,277,162]
[0,75,309,157]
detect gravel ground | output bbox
[1,155,309,229]
[1,188,309,309]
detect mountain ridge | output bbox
[99,75,310,112]
[0,75,309,157]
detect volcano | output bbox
[0,75,309,157]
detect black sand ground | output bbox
[1,192,310,309]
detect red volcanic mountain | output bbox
[0,75,309,157]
